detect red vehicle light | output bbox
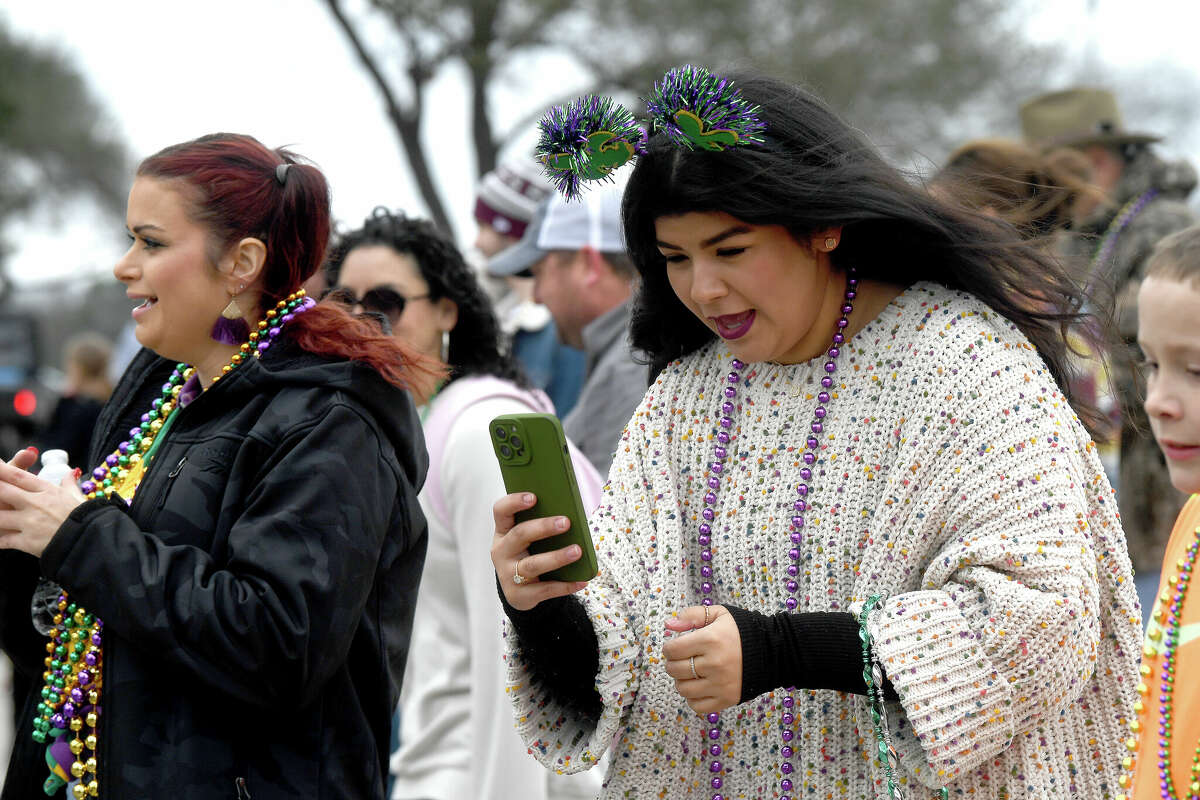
[13,389,36,417]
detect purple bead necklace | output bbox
[698,268,858,800]
[1083,187,1159,295]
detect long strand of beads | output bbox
[698,269,857,800]
[1137,525,1195,800]
[78,291,312,501]
[860,594,903,799]
[1157,532,1199,799]
[30,289,312,798]
[1094,525,1200,800]
[1084,188,1158,295]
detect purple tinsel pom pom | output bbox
[535,95,644,200]
[644,64,766,152]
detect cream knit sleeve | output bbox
[862,338,1137,788]
[504,385,664,775]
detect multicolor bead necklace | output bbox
[30,290,312,798]
[1083,188,1159,296]
[1116,525,1200,800]
[697,270,856,800]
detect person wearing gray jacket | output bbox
[488,181,647,476]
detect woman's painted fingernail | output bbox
[26,446,38,456]
[73,468,82,479]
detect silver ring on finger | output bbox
[690,655,701,680]
[513,561,527,585]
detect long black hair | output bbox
[325,208,527,388]
[623,71,1103,436]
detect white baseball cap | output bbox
[487,178,627,277]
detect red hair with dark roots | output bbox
[136,133,440,396]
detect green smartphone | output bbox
[488,412,598,582]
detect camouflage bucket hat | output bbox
[1020,87,1161,151]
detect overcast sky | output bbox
[3,0,1200,288]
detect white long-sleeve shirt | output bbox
[392,376,603,800]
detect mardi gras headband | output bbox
[536,65,766,200]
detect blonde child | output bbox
[1124,223,1200,798]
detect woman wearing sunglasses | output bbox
[323,209,603,800]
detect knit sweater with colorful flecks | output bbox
[502,282,1141,800]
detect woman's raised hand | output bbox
[663,605,743,715]
[0,447,40,511]
[492,492,589,611]
[0,450,85,558]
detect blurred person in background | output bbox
[324,208,603,800]
[489,181,646,476]
[475,156,586,417]
[933,138,1102,239]
[37,333,114,463]
[0,133,433,799]
[1022,87,1198,613]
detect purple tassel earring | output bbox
[211,291,251,344]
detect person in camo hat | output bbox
[1022,87,1197,616]
[474,156,586,416]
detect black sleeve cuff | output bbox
[495,576,603,723]
[725,606,898,704]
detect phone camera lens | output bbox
[499,444,513,458]
[494,426,508,440]
[509,435,523,450]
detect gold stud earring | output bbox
[824,237,838,250]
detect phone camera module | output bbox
[499,444,513,459]
[509,435,523,450]
[494,426,508,440]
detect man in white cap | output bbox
[474,156,586,416]
[489,180,646,476]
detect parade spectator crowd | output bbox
[1,71,1197,800]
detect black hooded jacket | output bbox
[1,335,428,799]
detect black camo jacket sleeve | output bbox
[38,401,403,708]
[0,549,45,680]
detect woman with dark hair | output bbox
[324,209,602,800]
[490,68,1141,799]
[0,133,433,799]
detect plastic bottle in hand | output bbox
[37,449,72,485]
[30,449,73,635]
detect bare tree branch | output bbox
[323,0,454,235]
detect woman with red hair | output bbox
[0,133,434,799]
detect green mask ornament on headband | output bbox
[535,65,766,199]
[543,130,637,181]
[669,109,741,151]
[644,64,765,151]
[536,95,644,201]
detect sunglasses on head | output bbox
[321,286,431,321]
